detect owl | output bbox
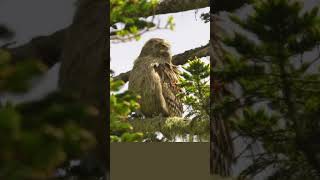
[128,38,183,117]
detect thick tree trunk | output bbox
[210,15,234,177]
[59,0,108,179]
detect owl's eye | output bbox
[159,44,168,49]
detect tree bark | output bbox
[214,0,248,13]
[59,0,108,179]
[155,0,208,15]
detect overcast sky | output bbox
[0,0,76,47]
[0,0,76,104]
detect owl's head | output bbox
[139,38,172,62]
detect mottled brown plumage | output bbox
[128,38,183,117]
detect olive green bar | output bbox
[111,143,214,180]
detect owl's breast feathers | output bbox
[153,62,183,117]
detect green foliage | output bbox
[110,78,143,142]
[0,49,96,179]
[215,0,320,179]
[165,15,175,31]
[131,116,209,142]
[110,0,175,41]
[0,49,46,93]
[110,0,158,25]
[179,57,210,121]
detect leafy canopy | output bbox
[0,49,97,180]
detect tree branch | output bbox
[6,29,66,67]
[155,0,208,15]
[4,0,209,68]
[130,116,209,142]
[214,0,248,13]
[173,43,209,65]
[114,43,209,82]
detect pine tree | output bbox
[214,0,320,179]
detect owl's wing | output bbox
[154,63,183,117]
[129,59,170,117]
